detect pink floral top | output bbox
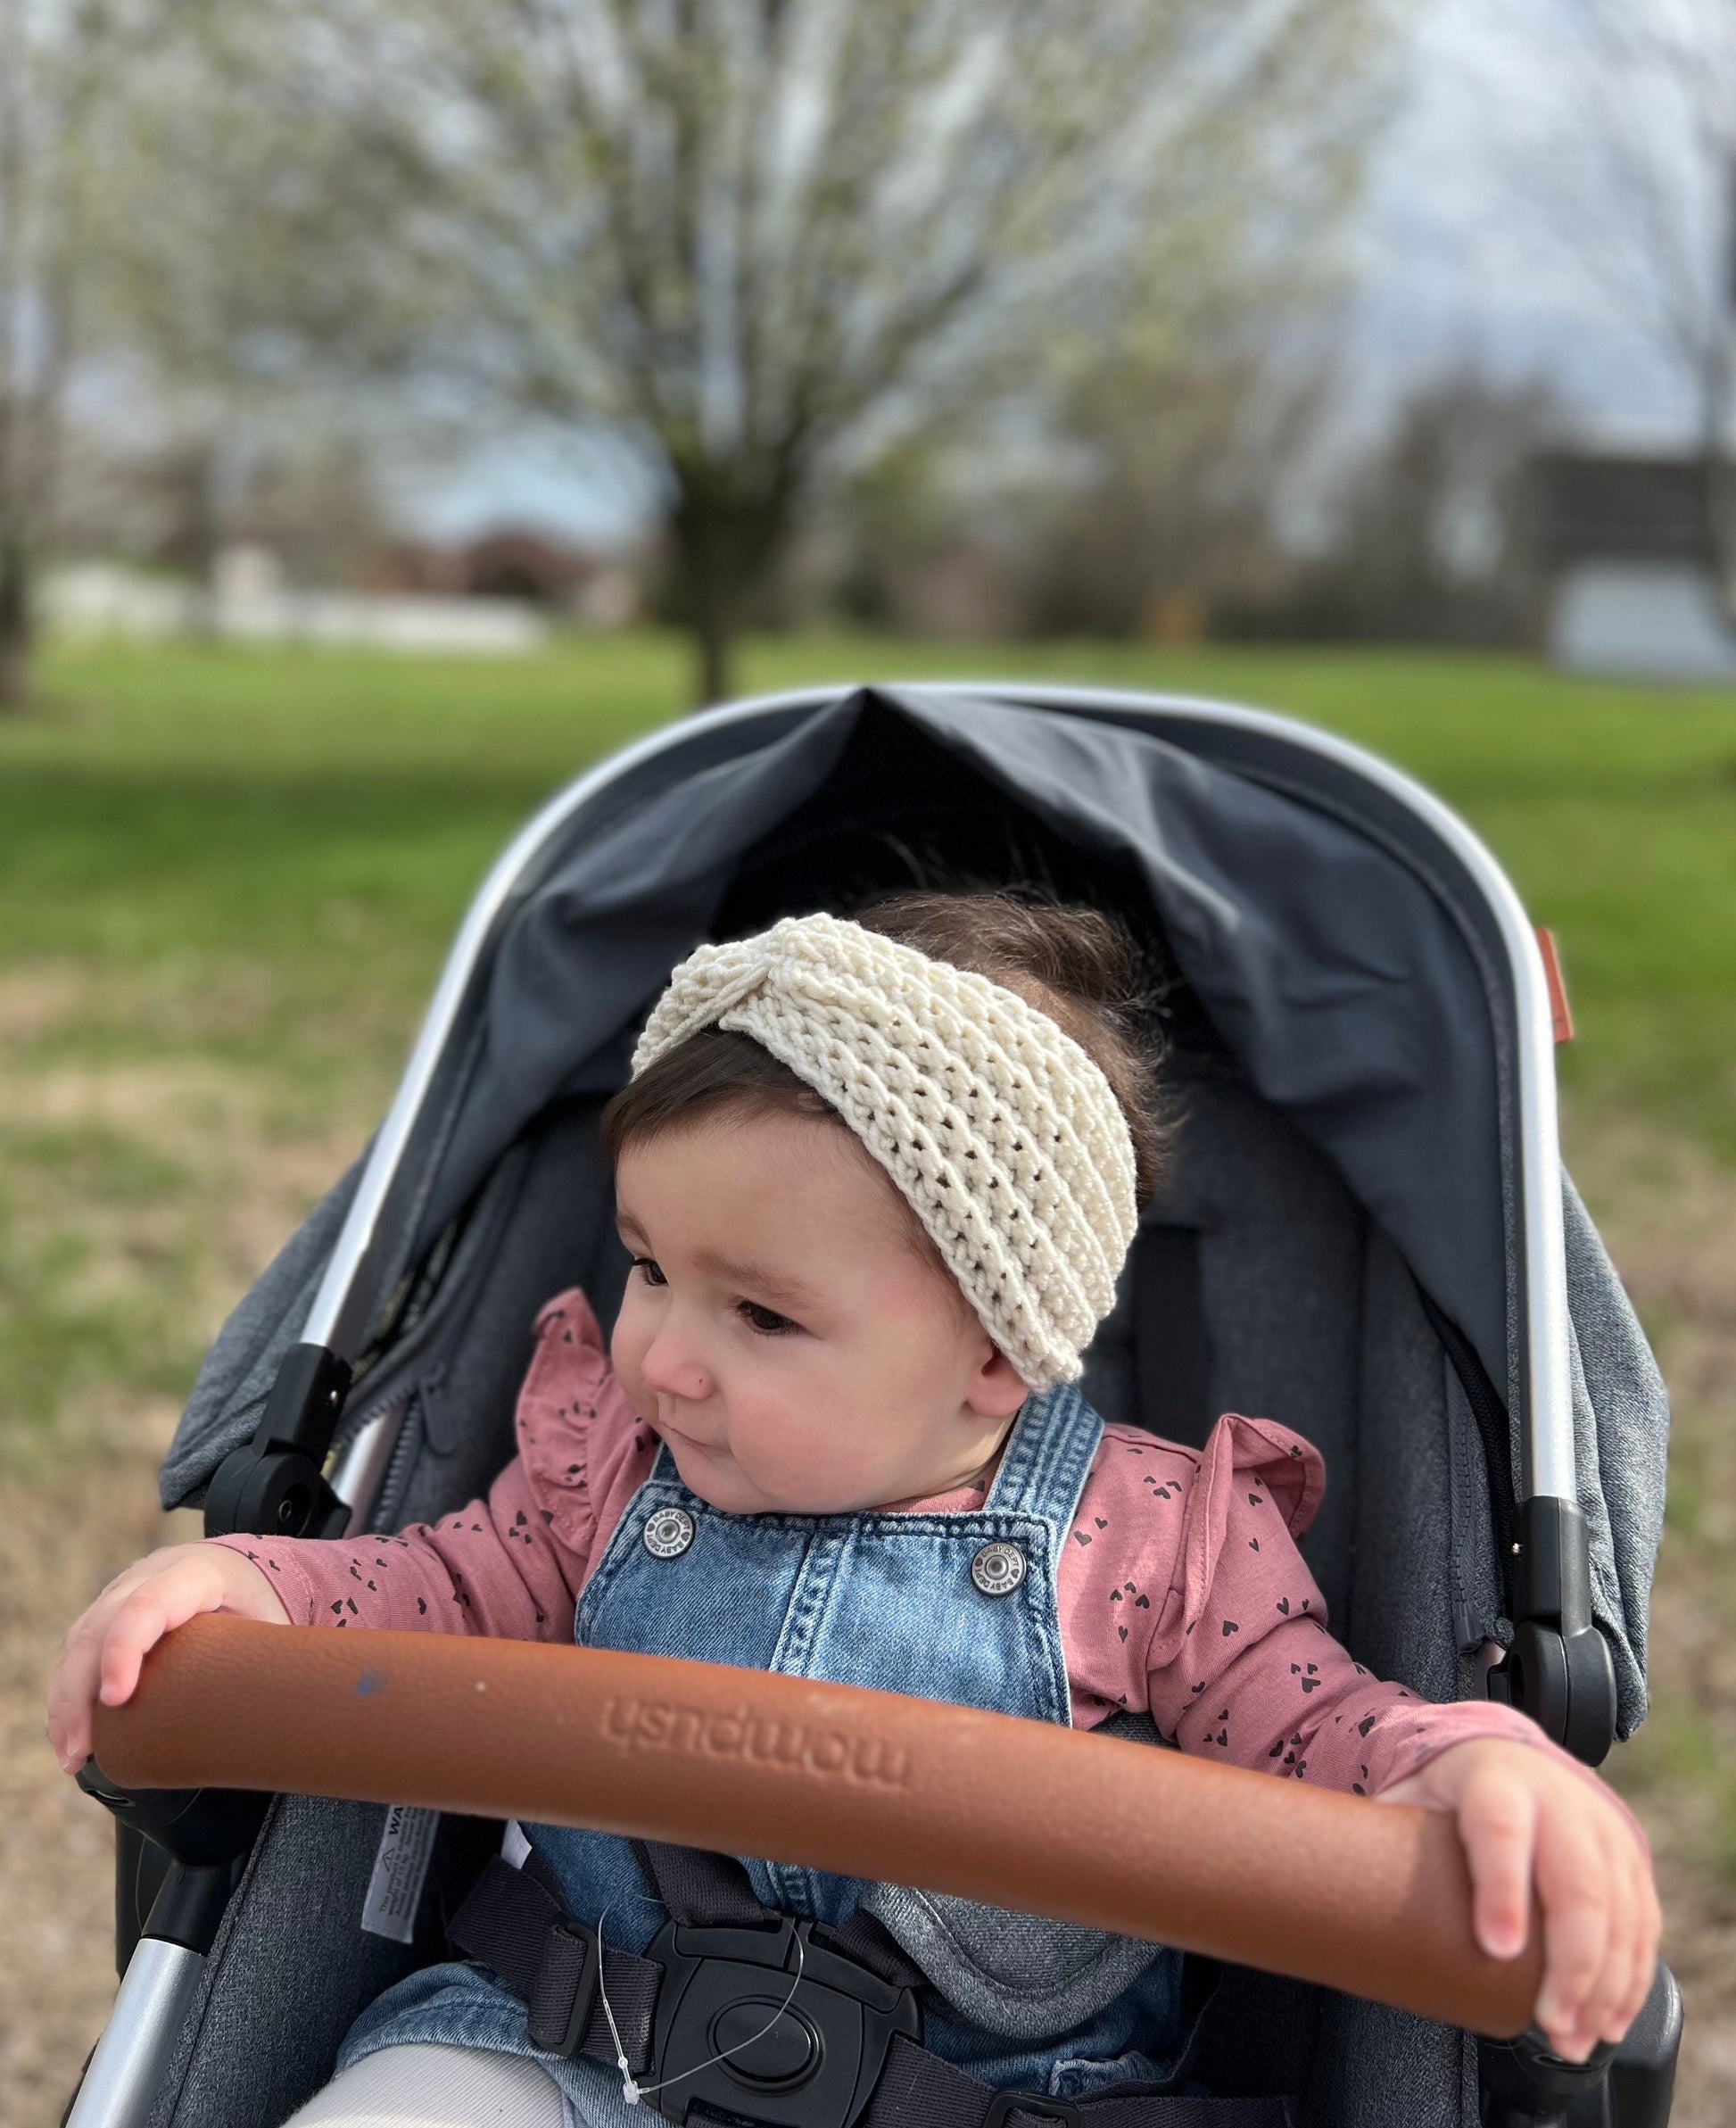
[216,1288,1587,1799]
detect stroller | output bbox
[67,682,1681,2128]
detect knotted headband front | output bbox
[631,913,1139,1387]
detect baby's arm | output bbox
[1128,1418,1657,2062]
[49,1286,642,1776]
[206,1452,586,1640]
[47,1453,583,1775]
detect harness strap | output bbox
[632,1838,768,1930]
[632,1839,923,1991]
[451,1851,1295,2128]
[867,2036,1294,2126]
[448,1856,660,2070]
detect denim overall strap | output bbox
[984,1382,1102,1528]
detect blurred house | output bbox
[43,546,550,655]
[42,523,645,653]
[1530,452,1736,681]
[368,530,641,626]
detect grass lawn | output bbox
[3,627,1732,1453]
[1,633,1734,2124]
[5,633,1734,1134]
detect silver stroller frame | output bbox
[65,683,1624,2128]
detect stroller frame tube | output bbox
[65,1938,205,2128]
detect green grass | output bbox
[3,631,1733,1453]
[4,633,1734,1147]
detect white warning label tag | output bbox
[361,1804,440,1944]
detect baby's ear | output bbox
[968,1345,1031,1420]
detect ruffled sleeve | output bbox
[512,1288,658,1569]
[1143,1412,1326,1674]
[1066,1415,1616,1809]
[1059,1415,1324,1728]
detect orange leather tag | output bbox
[1535,928,1574,1045]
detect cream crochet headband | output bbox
[631,913,1139,1387]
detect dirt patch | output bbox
[0,1428,199,2125]
[1574,1129,1736,2127]
[0,967,96,1045]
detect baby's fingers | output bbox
[1458,1767,1539,1963]
[1599,1833,1663,2046]
[95,1558,236,1717]
[1563,1824,1637,2057]
[47,1558,169,1770]
[47,1614,110,1772]
[1533,1809,1610,2060]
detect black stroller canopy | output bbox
[443,686,1505,1389]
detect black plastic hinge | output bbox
[203,1343,353,1539]
[78,1764,270,1954]
[1485,1495,1616,1766]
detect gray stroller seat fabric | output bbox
[1562,1176,1669,1725]
[144,685,1671,2128]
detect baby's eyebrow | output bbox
[692,1248,820,1309]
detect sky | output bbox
[404,0,1707,548]
[1352,0,1703,444]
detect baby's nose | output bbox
[641,1336,712,1403]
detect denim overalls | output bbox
[339,1386,1186,2117]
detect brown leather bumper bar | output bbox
[93,1615,1542,2038]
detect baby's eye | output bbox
[631,1256,667,1288]
[738,1299,798,1336]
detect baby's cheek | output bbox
[732,1403,825,1491]
[735,1397,874,1511]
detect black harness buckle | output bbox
[642,1914,921,2126]
[981,2096,1082,2127]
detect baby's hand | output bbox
[47,1542,291,1775]
[1378,1737,1659,2062]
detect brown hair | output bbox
[601,892,1167,1203]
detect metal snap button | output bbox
[643,1505,696,1560]
[971,1540,1027,1598]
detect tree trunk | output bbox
[0,536,30,713]
[671,469,796,711]
[1693,327,1736,625]
[692,594,736,708]
[674,523,743,709]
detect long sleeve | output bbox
[1061,1415,1615,1802]
[209,1288,657,1644]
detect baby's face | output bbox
[611,1113,1029,1514]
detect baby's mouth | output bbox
[657,1413,723,1456]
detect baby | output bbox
[51,894,1659,2125]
